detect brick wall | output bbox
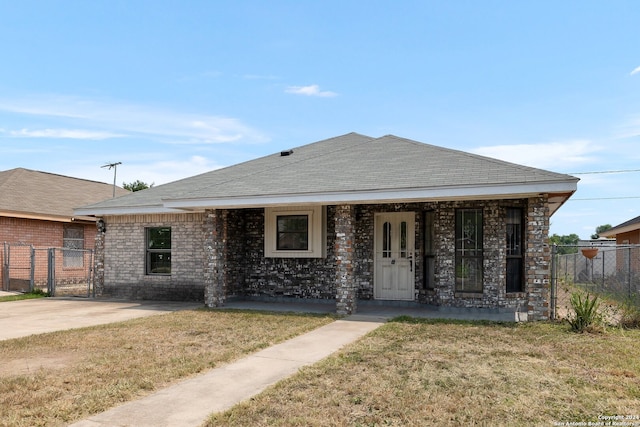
[98,213,206,301]
[0,217,96,290]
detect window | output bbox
[146,227,171,275]
[277,215,309,250]
[506,208,524,292]
[265,206,326,258]
[63,225,84,268]
[455,209,483,292]
[423,211,436,289]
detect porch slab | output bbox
[219,298,519,322]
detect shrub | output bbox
[567,291,603,333]
[617,295,640,329]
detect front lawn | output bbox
[0,309,335,427]
[208,318,640,426]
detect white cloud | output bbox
[631,66,640,76]
[0,94,268,144]
[285,84,337,97]
[470,140,601,170]
[4,128,123,140]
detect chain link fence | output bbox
[551,244,640,320]
[2,242,94,297]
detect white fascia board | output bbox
[73,205,189,217]
[162,181,578,210]
[600,223,640,238]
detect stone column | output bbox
[204,209,227,307]
[93,218,106,297]
[526,196,551,321]
[335,204,357,315]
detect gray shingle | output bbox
[76,133,578,214]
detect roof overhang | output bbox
[162,181,577,215]
[600,224,640,238]
[73,205,186,217]
[0,210,96,224]
[74,181,577,217]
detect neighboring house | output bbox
[75,133,579,320]
[599,215,640,277]
[600,215,640,245]
[0,168,129,290]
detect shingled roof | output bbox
[0,168,129,222]
[75,133,579,216]
[599,215,640,238]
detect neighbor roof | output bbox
[74,133,579,216]
[0,168,130,222]
[599,215,640,238]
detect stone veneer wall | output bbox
[97,213,206,301]
[526,196,551,321]
[238,207,337,300]
[96,196,551,319]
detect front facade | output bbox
[78,134,579,320]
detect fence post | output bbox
[629,247,633,299]
[551,244,557,320]
[88,250,94,298]
[2,242,7,291]
[48,248,56,297]
[602,251,605,290]
[29,245,35,292]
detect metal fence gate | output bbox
[551,244,640,320]
[2,242,94,297]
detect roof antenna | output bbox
[101,162,122,198]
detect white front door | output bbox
[374,212,415,300]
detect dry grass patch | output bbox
[208,319,640,426]
[0,309,334,427]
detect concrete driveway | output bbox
[0,297,202,341]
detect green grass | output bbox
[0,290,48,302]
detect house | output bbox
[0,168,129,290]
[74,133,579,320]
[599,215,640,279]
[600,215,640,245]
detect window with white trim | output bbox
[265,206,326,258]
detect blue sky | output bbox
[0,1,639,239]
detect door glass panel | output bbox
[383,222,391,258]
[400,221,407,258]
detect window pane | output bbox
[506,258,523,293]
[400,221,407,258]
[506,208,524,292]
[276,215,309,250]
[424,211,436,289]
[424,211,435,256]
[64,226,84,240]
[148,252,172,274]
[382,222,391,258]
[63,226,84,268]
[148,227,171,249]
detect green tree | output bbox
[123,180,153,192]
[549,233,580,254]
[591,224,612,240]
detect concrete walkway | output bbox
[69,314,385,427]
